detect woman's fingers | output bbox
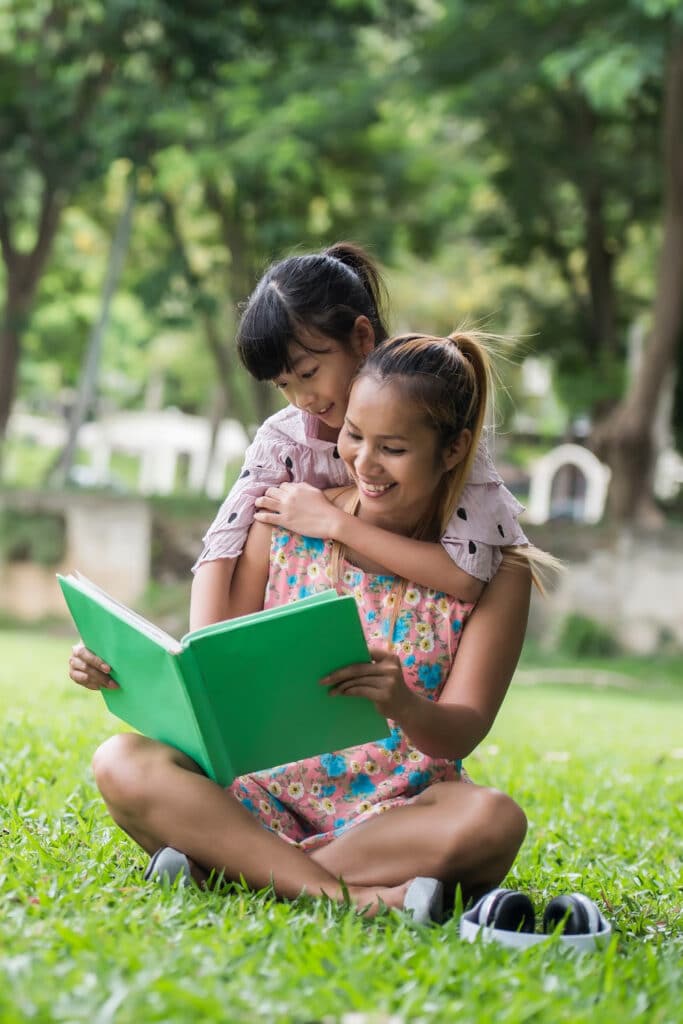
[69,644,118,690]
[72,643,111,674]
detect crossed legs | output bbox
[92,733,526,910]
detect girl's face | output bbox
[272,321,374,441]
[338,375,465,536]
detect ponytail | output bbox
[324,241,389,342]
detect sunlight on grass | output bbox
[1,629,681,1023]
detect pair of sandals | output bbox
[145,847,445,925]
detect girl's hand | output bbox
[69,643,118,691]
[254,483,341,538]
[321,646,415,720]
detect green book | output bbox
[58,573,389,786]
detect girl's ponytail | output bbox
[324,241,389,342]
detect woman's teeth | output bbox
[361,481,394,495]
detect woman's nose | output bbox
[355,444,378,473]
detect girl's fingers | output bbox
[254,496,280,511]
[254,511,279,524]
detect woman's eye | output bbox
[301,367,318,380]
[273,380,288,390]
[346,431,362,441]
[384,447,406,455]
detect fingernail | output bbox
[101,664,111,673]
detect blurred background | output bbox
[1,0,682,659]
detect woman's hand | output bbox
[254,483,341,538]
[69,643,118,691]
[321,646,416,720]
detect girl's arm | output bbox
[323,554,531,760]
[254,483,485,602]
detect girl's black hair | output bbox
[236,242,389,381]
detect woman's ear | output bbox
[351,315,375,358]
[443,429,472,471]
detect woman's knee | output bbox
[437,784,527,866]
[481,788,527,854]
[91,733,160,811]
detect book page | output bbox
[67,573,182,653]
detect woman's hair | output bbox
[352,331,491,542]
[237,241,389,381]
[330,331,560,637]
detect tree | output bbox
[592,33,683,520]
[0,0,246,465]
[416,0,683,519]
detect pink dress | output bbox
[229,528,474,851]
[194,406,528,582]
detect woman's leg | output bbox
[310,780,527,901]
[92,733,408,913]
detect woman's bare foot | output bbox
[345,881,410,916]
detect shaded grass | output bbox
[1,631,681,1023]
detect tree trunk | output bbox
[591,36,683,523]
[203,180,277,427]
[0,182,62,469]
[50,169,138,486]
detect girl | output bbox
[190,242,528,630]
[71,331,537,919]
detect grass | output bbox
[1,630,681,1024]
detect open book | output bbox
[58,573,389,786]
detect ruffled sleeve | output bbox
[193,407,351,570]
[441,433,528,582]
[192,430,292,570]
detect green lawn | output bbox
[1,631,681,1023]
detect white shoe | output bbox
[144,847,191,887]
[404,877,444,924]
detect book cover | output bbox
[58,575,389,784]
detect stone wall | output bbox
[0,491,151,620]
[526,523,683,654]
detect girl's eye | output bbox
[274,381,287,390]
[346,431,362,441]
[301,367,318,380]
[383,447,406,455]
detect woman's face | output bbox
[272,323,374,440]
[338,375,460,536]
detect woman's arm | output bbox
[228,520,272,619]
[255,483,484,602]
[190,559,237,631]
[322,555,531,759]
[393,556,531,758]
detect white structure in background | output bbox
[8,409,250,498]
[526,443,612,524]
[654,448,683,500]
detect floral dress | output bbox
[229,528,475,851]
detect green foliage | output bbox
[0,508,66,565]
[414,0,675,418]
[557,613,621,659]
[0,631,681,1021]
